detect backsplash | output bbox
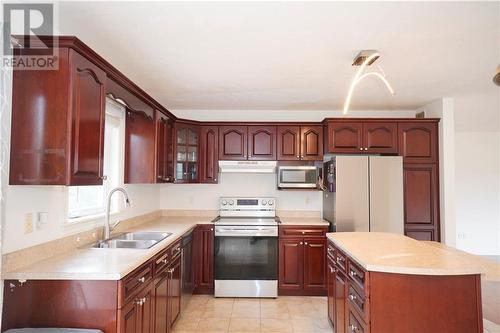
[159,173,323,211]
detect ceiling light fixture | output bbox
[343,50,395,115]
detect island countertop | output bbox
[327,232,489,276]
[3,216,215,281]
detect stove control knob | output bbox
[222,200,227,206]
[228,199,234,205]
[268,200,274,206]
[262,200,267,205]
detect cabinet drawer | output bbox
[122,262,153,302]
[348,260,367,295]
[154,247,170,274]
[348,283,369,323]
[169,239,182,259]
[335,250,347,272]
[327,242,335,260]
[347,308,367,333]
[279,226,327,238]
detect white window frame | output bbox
[66,98,126,223]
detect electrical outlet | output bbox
[24,213,34,234]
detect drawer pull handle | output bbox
[349,270,357,277]
[349,324,358,331]
[330,267,335,273]
[304,242,308,245]
[336,257,345,263]
[138,276,146,283]
[349,294,357,301]
[327,248,333,253]
[162,259,168,264]
[302,231,305,235]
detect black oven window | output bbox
[214,236,278,280]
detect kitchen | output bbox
[0,2,499,333]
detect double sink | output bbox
[91,231,173,249]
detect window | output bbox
[67,98,125,220]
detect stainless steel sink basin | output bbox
[113,231,172,241]
[90,232,172,249]
[92,239,159,249]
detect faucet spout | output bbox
[104,187,131,240]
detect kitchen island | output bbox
[326,232,485,333]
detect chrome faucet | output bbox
[104,187,131,240]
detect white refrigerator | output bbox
[322,156,404,234]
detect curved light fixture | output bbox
[343,51,395,115]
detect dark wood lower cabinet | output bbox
[193,224,214,294]
[327,240,483,333]
[278,226,327,296]
[167,255,182,328]
[1,232,196,333]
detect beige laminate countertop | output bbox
[278,217,330,226]
[3,216,215,281]
[327,232,490,276]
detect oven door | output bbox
[214,226,278,280]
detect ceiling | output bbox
[57,1,499,111]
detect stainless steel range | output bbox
[214,197,278,298]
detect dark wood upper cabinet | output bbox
[125,108,156,184]
[398,122,438,163]
[218,125,247,160]
[363,122,398,153]
[156,112,174,183]
[326,122,363,154]
[301,125,324,160]
[10,48,107,185]
[200,126,219,183]
[403,163,439,241]
[248,126,277,160]
[174,122,199,183]
[69,51,107,185]
[277,126,301,160]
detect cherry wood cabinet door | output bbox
[398,122,438,163]
[363,122,398,154]
[125,108,156,184]
[334,271,347,333]
[326,122,363,154]
[303,238,326,293]
[156,112,174,183]
[154,271,169,333]
[403,164,439,241]
[167,255,182,328]
[277,126,301,160]
[200,126,219,183]
[300,125,324,160]
[174,123,199,183]
[194,225,214,294]
[120,300,138,333]
[138,286,154,333]
[219,126,247,160]
[248,126,277,160]
[69,50,107,185]
[327,257,336,329]
[278,238,304,291]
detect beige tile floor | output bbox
[173,295,331,333]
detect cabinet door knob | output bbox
[349,270,357,277]
[296,155,300,158]
[304,242,308,245]
[349,294,357,301]
[349,324,358,331]
[302,231,305,235]
[364,147,368,151]
[210,228,214,231]
[162,259,168,264]
[359,148,363,151]
[100,175,107,180]
[138,277,145,283]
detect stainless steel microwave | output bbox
[277,165,319,189]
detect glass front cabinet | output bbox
[174,122,199,183]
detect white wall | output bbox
[0,70,161,254]
[452,90,500,256]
